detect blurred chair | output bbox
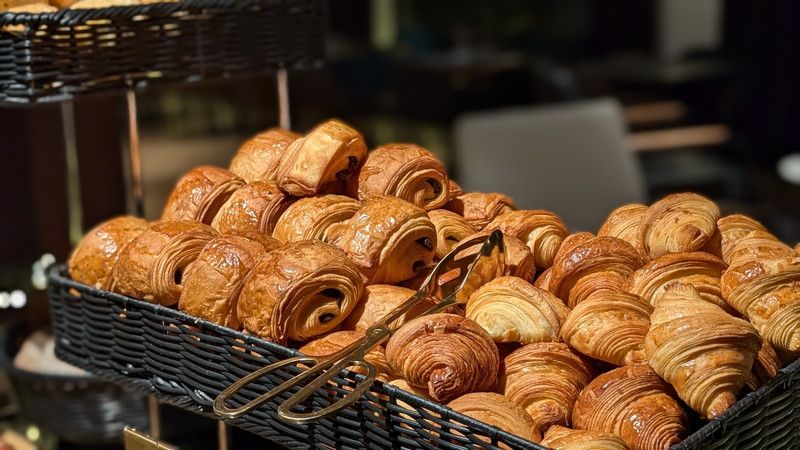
[454,98,646,231]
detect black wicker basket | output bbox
[0,0,325,104]
[46,264,800,449]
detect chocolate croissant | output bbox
[228,128,300,183]
[328,196,436,284]
[161,166,245,224]
[502,342,593,434]
[236,240,364,344]
[447,392,540,444]
[68,216,149,289]
[444,192,516,230]
[542,426,629,450]
[210,181,295,236]
[299,330,392,381]
[466,276,569,344]
[645,283,761,419]
[276,119,367,196]
[385,313,499,402]
[485,210,569,270]
[717,214,767,264]
[351,143,450,210]
[342,284,434,333]
[624,251,734,315]
[561,285,652,366]
[597,203,648,256]
[178,233,279,328]
[272,195,361,243]
[572,364,688,450]
[637,193,720,259]
[746,342,781,390]
[428,210,477,259]
[110,221,217,305]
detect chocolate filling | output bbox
[413,260,427,272]
[417,237,434,251]
[319,313,336,324]
[336,156,359,180]
[426,178,443,197]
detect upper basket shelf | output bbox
[0,0,326,104]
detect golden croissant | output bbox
[624,251,732,314]
[552,232,596,264]
[717,214,768,264]
[110,220,217,305]
[272,194,360,243]
[637,193,720,259]
[447,392,540,444]
[724,229,796,268]
[541,426,629,450]
[597,203,648,256]
[350,143,450,210]
[228,128,300,183]
[561,285,652,366]
[178,233,279,329]
[343,284,434,333]
[534,267,554,291]
[236,240,364,344]
[485,209,569,270]
[466,276,569,344]
[276,119,367,196]
[385,313,499,402]
[444,192,516,230]
[428,209,477,259]
[572,364,688,450]
[746,341,781,391]
[161,166,245,224]
[298,330,392,381]
[68,216,149,289]
[645,283,761,418]
[210,181,295,236]
[502,342,593,434]
[328,196,436,284]
[547,235,644,308]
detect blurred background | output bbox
[1,0,800,447]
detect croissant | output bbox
[637,193,720,259]
[210,181,295,236]
[541,426,629,450]
[720,255,800,353]
[724,230,796,268]
[624,251,732,313]
[502,342,593,434]
[272,195,360,243]
[466,276,569,344]
[161,166,245,224]
[178,233,279,328]
[228,128,300,182]
[547,236,644,308]
[717,214,767,264]
[572,364,688,450]
[387,378,431,400]
[456,232,536,281]
[567,271,627,306]
[534,267,554,291]
[485,210,569,270]
[746,341,781,391]
[597,203,648,256]
[645,283,761,418]
[276,119,367,196]
[343,284,434,333]
[68,216,149,289]
[444,192,516,230]
[552,232,596,264]
[428,210,477,259]
[385,313,499,402]
[236,240,364,344]
[110,221,217,305]
[328,196,436,284]
[447,392,540,444]
[447,180,464,198]
[298,330,392,381]
[351,144,450,210]
[561,286,652,366]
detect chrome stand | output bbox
[125,84,145,216]
[61,100,84,245]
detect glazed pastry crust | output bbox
[352,143,450,210]
[385,313,499,403]
[502,342,593,434]
[228,128,300,183]
[343,284,434,333]
[68,216,149,289]
[211,181,295,236]
[486,209,569,270]
[447,392,540,444]
[429,210,477,259]
[178,234,279,329]
[597,203,648,256]
[541,426,629,450]
[637,193,720,259]
[746,342,781,391]
[272,195,360,243]
[723,230,796,268]
[161,166,245,224]
[717,214,767,264]
[299,330,392,381]
[236,240,364,344]
[444,192,516,230]
[110,220,217,305]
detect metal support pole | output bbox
[217,420,230,450]
[125,86,145,217]
[148,395,161,440]
[277,68,290,129]
[61,100,84,245]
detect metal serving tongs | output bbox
[213,230,506,425]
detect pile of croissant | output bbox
[68,118,800,450]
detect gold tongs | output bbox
[213,230,506,425]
